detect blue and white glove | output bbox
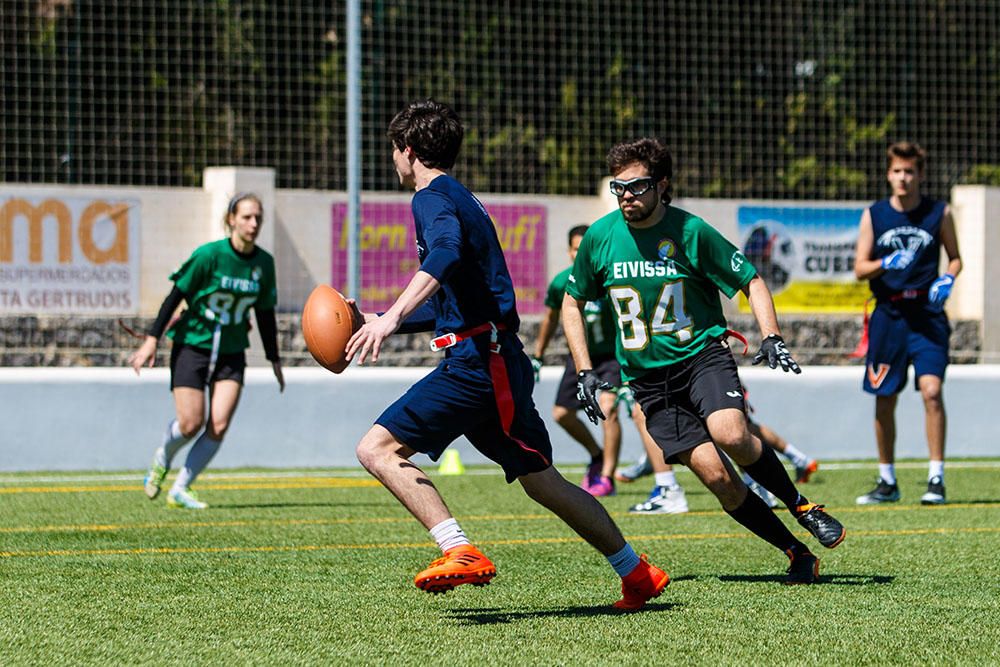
[928,274,955,310]
[530,356,543,383]
[881,248,916,271]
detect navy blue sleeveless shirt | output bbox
[868,197,945,302]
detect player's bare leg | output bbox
[173,387,207,439]
[552,405,602,458]
[584,391,620,496]
[627,402,689,514]
[707,408,844,548]
[143,386,205,501]
[356,425,452,529]
[918,374,947,504]
[519,465,670,609]
[519,466,625,554]
[356,425,496,592]
[856,393,903,504]
[168,379,242,510]
[874,393,898,465]
[918,375,945,462]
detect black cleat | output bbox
[784,549,820,585]
[920,476,946,505]
[795,503,845,549]
[856,477,900,505]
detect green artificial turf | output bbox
[2,462,999,665]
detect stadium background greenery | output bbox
[3,1,999,199]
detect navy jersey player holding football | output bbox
[854,142,962,506]
[344,100,668,610]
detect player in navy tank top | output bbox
[343,100,668,609]
[853,142,962,506]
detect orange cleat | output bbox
[414,544,497,594]
[613,554,670,611]
[796,460,819,484]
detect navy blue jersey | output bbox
[411,174,522,364]
[868,197,945,301]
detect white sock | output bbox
[782,443,809,468]
[928,460,944,481]
[654,470,678,488]
[429,518,470,553]
[172,433,221,491]
[878,463,896,485]
[155,419,193,468]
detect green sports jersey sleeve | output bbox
[255,253,278,311]
[688,218,757,298]
[170,244,213,295]
[544,268,572,310]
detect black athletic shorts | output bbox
[169,343,247,390]
[554,354,622,409]
[629,338,746,462]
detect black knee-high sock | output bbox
[726,489,809,555]
[742,446,803,510]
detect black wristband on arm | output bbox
[147,286,186,339]
[255,308,280,362]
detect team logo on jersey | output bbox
[730,250,747,272]
[657,239,676,260]
[867,363,890,388]
[876,226,933,253]
[251,267,262,282]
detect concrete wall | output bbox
[2,365,997,472]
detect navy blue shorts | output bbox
[375,350,553,483]
[863,303,950,395]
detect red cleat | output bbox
[613,554,670,610]
[414,545,496,594]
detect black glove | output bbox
[752,334,801,374]
[576,370,612,424]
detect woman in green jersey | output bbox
[128,193,284,509]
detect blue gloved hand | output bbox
[881,248,916,271]
[530,356,543,383]
[615,385,636,415]
[928,274,955,310]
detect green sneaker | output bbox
[143,462,168,500]
[167,487,208,510]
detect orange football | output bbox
[301,285,360,373]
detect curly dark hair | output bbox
[387,100,464,169]
[606,138,674,204]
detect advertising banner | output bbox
[0,195,141,314]
[737,206,869,313]
[331,201,546,314]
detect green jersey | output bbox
[567,206,756,381]
[167,239,277,354]
[545,267,617,358]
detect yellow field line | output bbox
[2,525,999,559]
[0,479,380,494]
[2,501,998,535]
